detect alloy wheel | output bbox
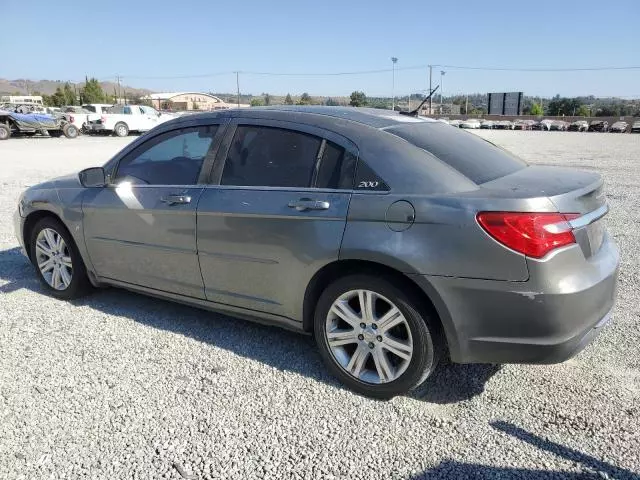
[35,228,73,290]
[325,289,413,384]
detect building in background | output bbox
[142,92,249,111]
[0,95,43,105]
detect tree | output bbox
[576,105,590,117]
[63,83,76,105]
[297,92,312,105]
[530,103,543,116]
[547,96,581,116]
[325,97,340,106]
[81,77,105,103]
[349,91,367,107]
[262,93,271,106]
[250,98,265,107]
[284,93,294,105]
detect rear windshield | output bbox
[387,122,527,184]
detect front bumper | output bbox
[13,208,27,257]
[412,233,620,364]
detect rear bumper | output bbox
[85,124,107,132]
[411,234,620,364]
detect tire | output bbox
[113,122,129,137]
[48,130,63,138]
[62,124,78,139]
[314,274,441,399]
[0,123,10,140]
[29,217,91,300]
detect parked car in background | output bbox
[82,104,114,115]
[540,119,555,131]
[631,120,640,133]
[550,121,569,131]
[13,106,620,398]
[588,120,609,132]
[85,105,173,136]
[448,119,462,128]
[609,121,628,133]
[512,119,530,130]
[480,120,494,129]
[44,107,62,115]
[0,108,78,140]
[568,120,589,132]
[460,119,481,129]
[494,120,513,130]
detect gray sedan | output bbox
[13,107,620,398]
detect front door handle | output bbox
[161,194,191,205]
[287,198,330,211]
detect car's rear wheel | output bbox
[314,274,440,399]
[62,124,78,138]
[114,122,129,137]
[0,124,10,140]
[29,217,91,299]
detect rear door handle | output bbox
[161,194,191,205]
[288,199,330,211]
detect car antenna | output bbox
[399,85,440,117]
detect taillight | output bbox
[477,212,580,259]
[69,115,75,123]
[101,116,106,123]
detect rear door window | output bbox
[387,122,527,184]
[221,125,322,188]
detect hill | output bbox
[0,78,153,97]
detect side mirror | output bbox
[79,167,106,187]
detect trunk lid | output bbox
[480,165,607,257]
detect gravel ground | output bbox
[0,132,639,479]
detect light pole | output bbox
[391,57,398,111]
[440,70,446,114]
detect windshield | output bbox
[386,122,527,184]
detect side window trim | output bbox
[310,139,327,188]
[209,118,359,189]
[109,123,225,186]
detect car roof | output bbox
[194,105,437,129]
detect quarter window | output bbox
[221,125,322,188]
[114,126,218,185]
[316,141,356,189]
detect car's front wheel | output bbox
[29,217,91,299]
[314,275,440,399]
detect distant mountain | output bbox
[0,78,153,97]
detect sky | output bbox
[3,0,640,98]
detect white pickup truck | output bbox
[85,105,173,136]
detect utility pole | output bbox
[236,71,240,108]
[428,65,432,115]
[440,70,446,114]
[116,75,122,104]
[391,57,398,111]
[465,94,469,115]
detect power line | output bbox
[241,65,427,76]
[111,64,640,80]
[119,71,235,80]
[437,64,640,72]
